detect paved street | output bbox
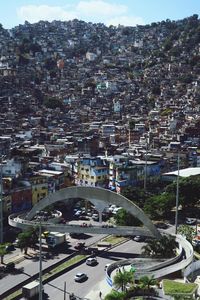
[0,232,106,296]
[0,225,175,299]
[26,239,144,300]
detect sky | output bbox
[0,0,200,29]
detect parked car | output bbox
[74,272,87,282]
[185,218,196,225]
[5,244,15,252]
[92,213,99,221]
[192,239,200,247]
[74,242,85,250]
[70,233,83,239]
[74,210,82,217]
[133,235,144,242]
[154,222,168,229]
[86,257,97,266]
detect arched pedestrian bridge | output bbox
[8,186,194,283]
[9,186,161,239]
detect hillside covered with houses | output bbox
[0,15,200,215]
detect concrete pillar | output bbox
[99,210,103,224]
[91,200,106,224]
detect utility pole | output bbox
[64,281,66,300]
[0,157,3,244]
[175,151,180,234]
[144,138,148,191]
[39,222,43,300]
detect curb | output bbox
[2,238,130,299]
[4,255,25,265]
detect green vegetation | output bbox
[142,235,177,258]
[114,208,142,227]
[4,289,22,300]
[105,271,158,300]
[177,225,195,243]
[139,275,157,290]
[113,269,135,292]
[121,171,200,222]
[104,290,126,300]
[4,254,87,300]
[0,243,14,264]
[163,279,198,297]
[42,254,86,281]
[101,235,126,245]
[17,227,38,254]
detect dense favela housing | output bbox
[0,15,200,216]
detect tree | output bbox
[142,235,177,258]
[0,244,8,264]
[17,227,38,255]
[139,275,157,290]
[121,187,148,208]
[114,208,142,226]
[177,225,195,243]
[165,176,200,211]
[144,192,174,219]
[113,269,134,292]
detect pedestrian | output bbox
[99,291,102,298]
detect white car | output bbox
[185,218,196,225]
[92,213,99,221]
[192,239,200,247]
[74,272,87,282]
[86,257,97,266]
[133,235,144,242]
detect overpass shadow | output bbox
[98,250,139,260]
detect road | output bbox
[1,223,175,298]
[42,224,177,300]
[0,232,106,296]
[42,239,145,300]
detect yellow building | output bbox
[30,175,48,206]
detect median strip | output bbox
[3,254,87,300]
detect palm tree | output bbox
[139,275,158,290]
[113,268,134,292]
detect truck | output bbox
[22,280,41,299]
[46,232,66,248]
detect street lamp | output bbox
[39,222,43,300]
[175,151,180,234]
[144,137,148,191]
[64,281,66,300]
[0,157,4,244]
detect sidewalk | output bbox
[84,278,112,300]
[2,248,36,265]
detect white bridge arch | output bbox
[24,186,161,239]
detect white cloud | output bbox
[107,15,145,27]
[17,5,78,24]
[17,1,144,27]
[76,0,127,17]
